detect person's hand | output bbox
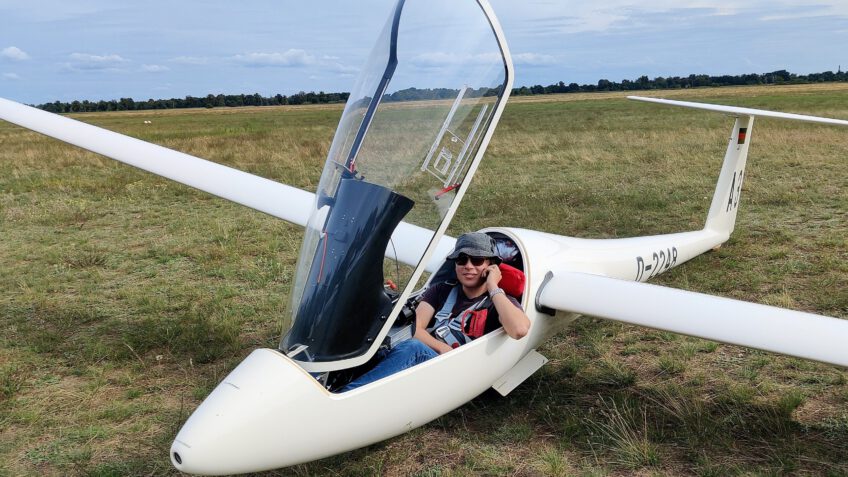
[437,342,454,354]
[485,264,501,292]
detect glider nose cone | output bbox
[170,348,330,475]
[169,439,190,471]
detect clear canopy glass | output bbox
[281,0,511,370]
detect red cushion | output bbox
[498,263,525,298]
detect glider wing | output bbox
[0,97,314,225]
[628,96,848,126]
[0,97,453,271]
[537,271,848,368]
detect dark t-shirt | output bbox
[421,282,522,336]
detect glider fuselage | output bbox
[169,224,717,474]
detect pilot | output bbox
[341,232,530,391]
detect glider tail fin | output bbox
[704,115,754,238]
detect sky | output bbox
[1,0,847,104]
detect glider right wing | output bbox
[0,97,314,225]
[0,98,452,271]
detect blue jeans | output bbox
[341,339,437,392]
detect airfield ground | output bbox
[1,83,846,476]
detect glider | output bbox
[1,0,846,474]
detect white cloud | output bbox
[2,72,21,80]
[1,46,30,61]
[513,52,557,66]
[141,64,169,73]
[65,53,129,71]
[169,56,208,65]
[331,62,359,74]
[231,49,315,67]
[70,53,127,62]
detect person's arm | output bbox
[485,265,531,339]
[413,301,453,354]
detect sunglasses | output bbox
[455,255,488,266]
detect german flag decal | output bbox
[738,127,747,144]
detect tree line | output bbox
[37,91,350,114]
[512,69,847,96]
[36,69,846,113]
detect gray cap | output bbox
[447,232,500,262]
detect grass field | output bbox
[1,83,847,476]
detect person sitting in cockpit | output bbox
[341,232,530,391]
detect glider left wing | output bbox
[537,271,848,368]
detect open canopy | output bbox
[280,0,513,372]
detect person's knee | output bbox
[395,339,426,354]
[396,339,436,360]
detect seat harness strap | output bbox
[430,285,491,348]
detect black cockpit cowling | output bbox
[282,178,413,362]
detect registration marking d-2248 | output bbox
[635,246,678,281]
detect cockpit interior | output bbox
[323,231,525,392]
